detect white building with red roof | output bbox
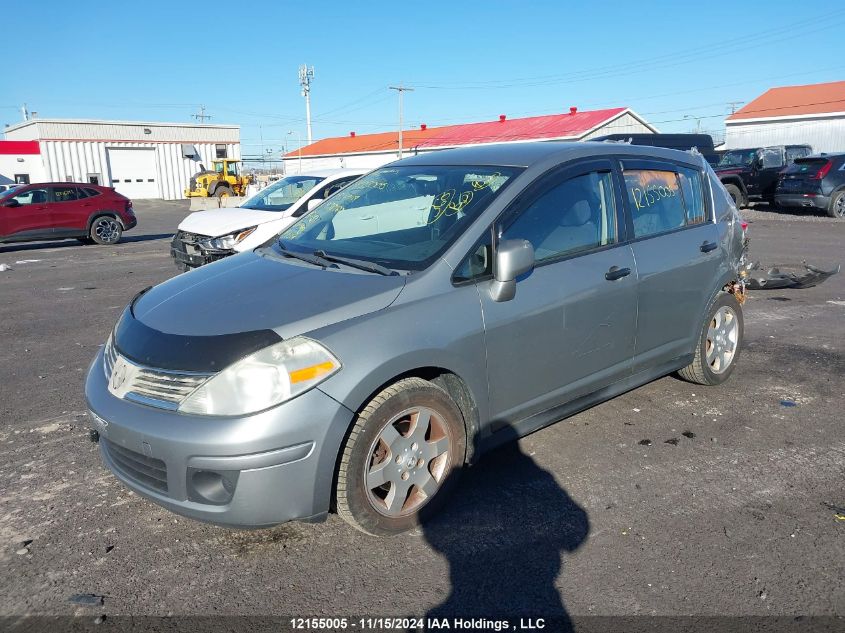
[725,80,845,152]
[283,107,656,172]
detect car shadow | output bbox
[0,233,174,254]
[421,427,589,630]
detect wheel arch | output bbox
[86,210,124,232]
[339,365,482,465]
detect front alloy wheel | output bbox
[336,377,466,536]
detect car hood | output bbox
[132,250,406,339]
[179,208,288,237]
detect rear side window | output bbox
[785,147,812,163]
[52,186,79,202]
[624,166,707,238]
[83,187,101,197]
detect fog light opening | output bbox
[189,469,238,505]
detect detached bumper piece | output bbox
[744,261,841,290]
[170,231,233,271]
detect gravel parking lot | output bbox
[1,201,843,626]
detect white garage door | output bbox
[107,148,159,199]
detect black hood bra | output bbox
[113,305,281,373]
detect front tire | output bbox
[215,186,233,198]
[828,191,845,218]
[335,377,467,536]
[678,292,744,385]
[90,216,123,245]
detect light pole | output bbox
[287,130,302,174]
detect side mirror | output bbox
[489,239,534,302]
[307,198,323,212]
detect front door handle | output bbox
[700,241,718,253]
[605,266,632,281]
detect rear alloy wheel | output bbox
[90,216,123,245]
[828,191,845,219]
[678,292,744,385]
[336,377,466,536]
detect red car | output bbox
[0,183,136,245]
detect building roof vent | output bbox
[569,107,578,115]
[350,131,356,137]
[499,114,507,122]
[420,124,427,131]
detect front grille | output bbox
[174,230,210,244]
[103,438,168,494]
[104,337,213,410]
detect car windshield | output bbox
[274,164,521,271]
[718,150,757,168]
[240,175,325,212]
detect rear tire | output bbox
[724,184,745,209]
[828,191,845,218]
[335,377,467,536]
[678,292,743,386]
[89,216,123,245]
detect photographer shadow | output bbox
[422,427,590,630]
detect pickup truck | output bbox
[715,145,812,208]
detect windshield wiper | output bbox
[313,250,397,276]
[277,243,336,269]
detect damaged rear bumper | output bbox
[743,262,841,290]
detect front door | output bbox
[619,158,723,371]
[1,186,52,239]
[474,160,638,428]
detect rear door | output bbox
[620,158,722,371]
[474,159,638,426]
[1,186,52,239]
[49,185,88,234]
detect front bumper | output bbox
[85,347,355,528]
[775,193,830,210]
[170,231,233,270]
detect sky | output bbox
[3,0,845,160]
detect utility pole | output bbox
[192,105,211,122]
[299,65,315,144]
[21,103,29,122]
[389,85,414,158]
[727,101,744,115]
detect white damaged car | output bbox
[171,169,365,271]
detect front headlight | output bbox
[178,337,341,416]
[199,226,256,250]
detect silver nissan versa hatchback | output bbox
[85,142,747,536]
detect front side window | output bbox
[625,166,707,238]
[718,150,757,168]
[277,165,520,271]
[502,171,618,262]
[10,187,48,206]
[242,175,324,212]
[52,186,79,203]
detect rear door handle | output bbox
[358,215,375,220]
[700,241,718,253]
[605,266,632,281]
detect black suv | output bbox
[715,145,813,208]
[775,153,845,218]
